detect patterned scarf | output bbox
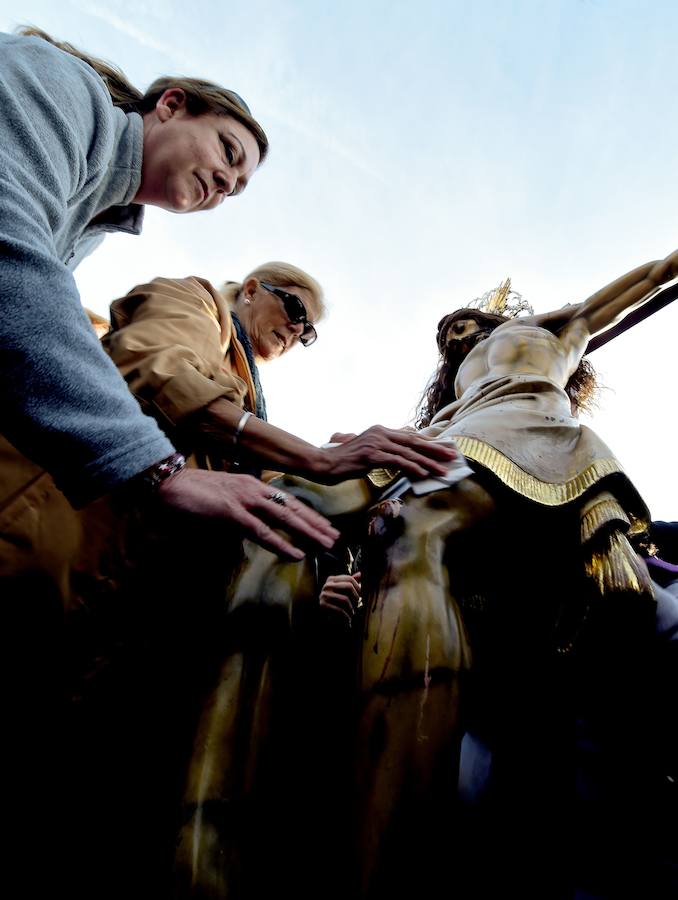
[230,312,268,422]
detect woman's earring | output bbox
[244,297,251,305]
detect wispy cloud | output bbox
[74,0,389,187]
[261,105,391,188]
[72,0,192,65]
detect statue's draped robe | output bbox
[422,367,646,518]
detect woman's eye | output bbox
[221,139,235,164]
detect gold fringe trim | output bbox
[584,530,655,598]
[580,493,630,545]
[454,436,624,507]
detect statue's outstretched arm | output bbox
[520,250,678,342]
[566,250,678,338]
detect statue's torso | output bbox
[426,320,631,502]
[455,322,573,400]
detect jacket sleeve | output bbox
[0,35,173,506]
[104,277,249,429]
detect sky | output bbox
[2,0,677,518]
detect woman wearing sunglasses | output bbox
[103,263,456,482]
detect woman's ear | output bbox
[243,276,259,302]
[154,88,188,122]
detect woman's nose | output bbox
[214,169,236,196]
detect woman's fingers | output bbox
[157,468,338,559]
[325,425,457,480]
[319,573,362,623]
[237,511,307,559]
[323,573,361,601]
[255,488,339,547]
[328,432,359,444]
[391,431,457,460]
[319,590,354,622]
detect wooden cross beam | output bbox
[586,280,678,354]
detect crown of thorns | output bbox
[466,277,533,318]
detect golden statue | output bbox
[174,250,678,898]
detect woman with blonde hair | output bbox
[104,260,454,481]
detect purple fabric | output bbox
[645,555,678,574]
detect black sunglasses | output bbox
[260,282,317,347]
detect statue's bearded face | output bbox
[438,315,496,363]
[445,317,485,344]
[417,309,509,427]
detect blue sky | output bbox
[2,0,677,517]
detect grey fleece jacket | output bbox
[0,32,173,505]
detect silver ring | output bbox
[268,490,288,506]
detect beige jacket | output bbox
[104,276,257,438]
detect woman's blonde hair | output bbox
[19,26,269,163]
[222,262,326,321]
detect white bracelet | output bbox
[234,410,253,444]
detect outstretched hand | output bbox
[157,468,339,560]
[321,425,456,482]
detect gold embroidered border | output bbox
[454,436,624,507]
